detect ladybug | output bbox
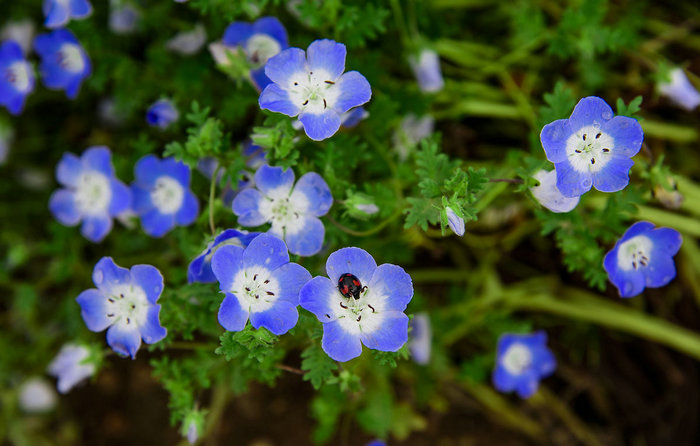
[337,273,366,300]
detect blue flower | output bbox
[232,164,332,256]
[658,68,700,111]
[603,221,682,298]
[409,48,444,93]
[211,233,311,335]
[259,39,372,141]
[34,29,91,99]
[146,99,179,129]
[131,155,199,237]
[445,206,465,236]
[540,96,644,197]
[529,169,579,213]
[109,0,139,35]
[188,229,261,283]
[76,257,167,359]
[409,312,431,365]
[43,0,93,29]
[221,17,288,91]
[47,343,96,393]
[492,331,556,399]
[0,40,35,115]
[299,247,414,362]
[49,146,131,243]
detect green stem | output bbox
[409,268,471,283]
[326,208,404,237]
[642,120,698,143]
[209,165,222,235]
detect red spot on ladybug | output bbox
[338,273,364,300]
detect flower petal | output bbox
[56,152,83,187]
[80,214,112,243]
[299,276,337,321]
[108,178,131,215]
[619,221,655,242]
[299,109,342,141]
[69,0,93,18]
[306,39,346,81]
[644,247,677,288]
[222,22,253,46]
[607,265,646,298]
[81,146,113,177]
[44,0,70,28]
[76,289,111,332]
[249,300,298,335]
[592,157,633,193]
[367,264,413,312]
[270,262,311,305]
[515,375,539,399]
[218,293,249,331]
[602,116,643,158]
[232,188,268,226]
[332,71,371,113]
[106,320,142,359]
[252,17,288,47]
[326,247,377,286]
[133,154,162,188]
[568,96,614,131]
[290,172,332,217]
[242,233,289,271]
[130,264,164,304]
[648,227,682,255]
[554,160,592,197]
[92,257,130,290]
[254,164,295,197]
[492,365,517,392]
[49,189,81,226]
[360,311,409,352]
[322,320,362,362]
[176,190,199,225]
[540,119,572,164]
[141,208,176,237]
[211,245,245,291]
[139,305,167,344]
[285,216,325,257]
[264,47,307,87]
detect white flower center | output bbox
[151,176,184,214]
[58,43,85,73]
[245,33,281,68]
[326,280,387,336]
[287,69,341,114]
[105,283,149,327]
[501,343,532,375]
[616,235,653,271]
[230,267,281,313]
[5,61,32,92]
[74,171,112,215]
[565,125,615,173]
[258,190,309,237]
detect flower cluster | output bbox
[492,331,556,398]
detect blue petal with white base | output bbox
[492,331,556,399]
[232,164,333,256]
[130,155,199,237]
[49,146,131,243]
[259,39,372,141]
[0,40,35,115]
[540,96,643,198]
[188,229,261,284]
[212,234,311,335]
[299,247,414,362]
[603,221,682,298]
[44,0,93,29]
[34,29,91,99]
[76,257,167,359]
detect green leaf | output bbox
[301,344,338,390]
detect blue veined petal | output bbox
[133,154,162,188]
[332,71,371,113]
[326,247,377,286]
[285,216,325,257]
[222,22,253,46]
[648,227,682,255]
[367,264,413,312]
[540,119,572,164]
[492,366,517,393]
[264,47,306,87]
[515,374,540,399]
[44,0,70,29]
[644,246,677,288]
[232,188,268,226]
[241,233,289,270]
[554,160,592,198]
[81,214,112,243]
[252,17,288,48]
[322,320,362,362]
[130,264,164,304]
[161,157,191,186]
[619,221,655,242]
[259,83,301,116]
[306,39,346,81]
[81,146,113,176]
[139,305,167,344]
[254,164,295,197]
[290,172,332,217]
[76,288,111,332]
[49,189,81,226]
[592,157,634,193]
[109,179,131,216]
[249,300,299,335]
[211,245,245,291]
[270,262,311,305]
[131,184,153,214]
[141,208,176,237]
[176,190,199,225]
[299,109,342,141]
[93,257,131,289]
[56,152,83,187]
[602,116,643,158]
[106,320,142,359]
[69,0,92,18]
[568,96,614,131]
[218,293,249,331]
[299,276,337,321]
[250,67,272,91]
[360,311,409,352]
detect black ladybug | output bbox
[337,273,366,300]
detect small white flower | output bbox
[166,24,206,55]
[658,68,700,111]
[19,377,57,413]
[47,343,97,393]
[530,169,579,213]
[445,206,465,236]
[408,48,444,93]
